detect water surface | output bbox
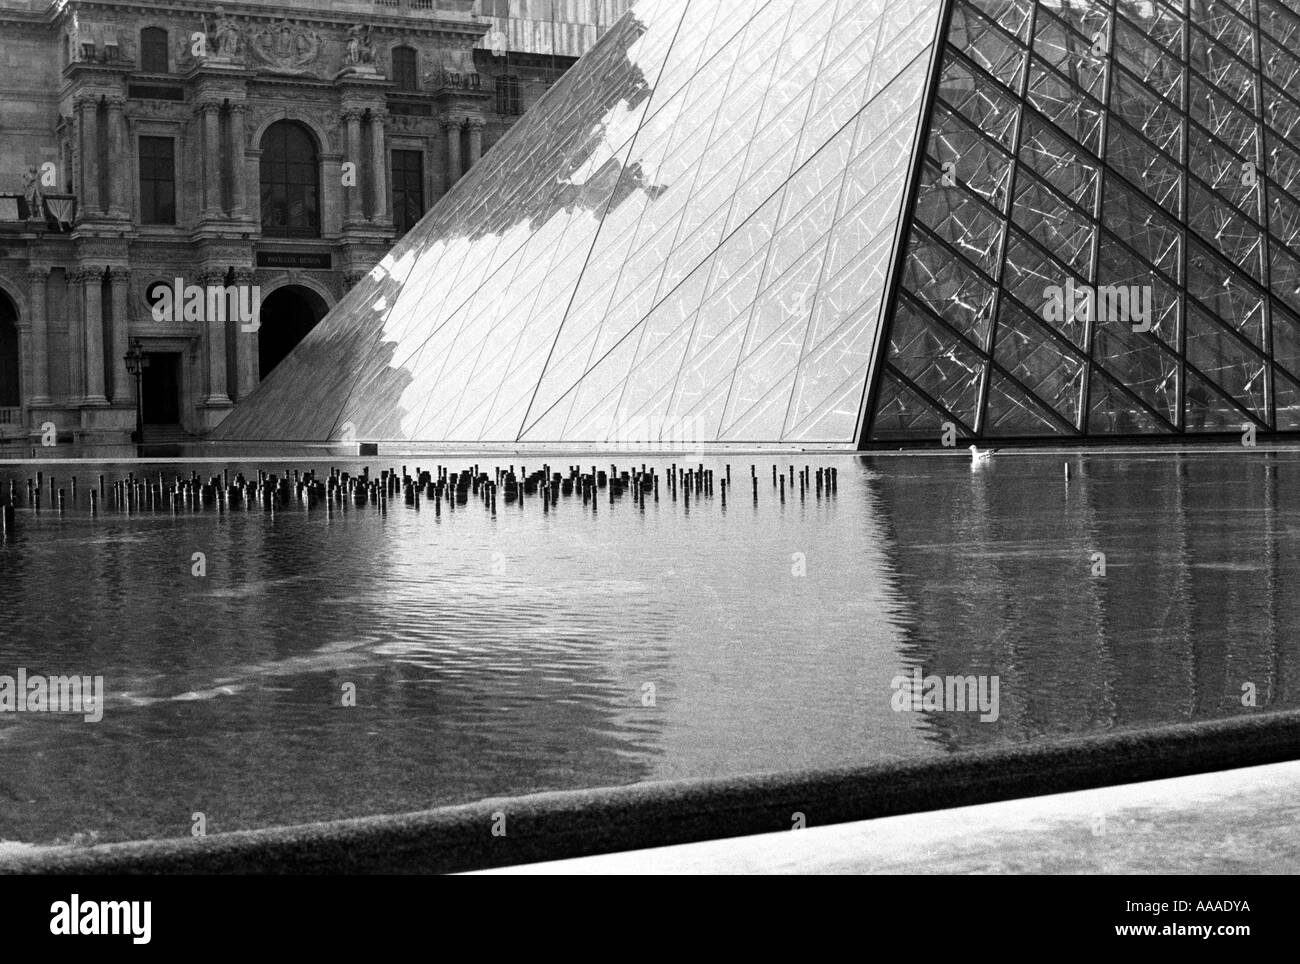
[0,451,1294,846]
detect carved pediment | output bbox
[247,18,325,77]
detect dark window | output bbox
[140,27,168,72]
[495,75,521,115]
[393,46,418,91]
[138,136,176,224]
[127,84,184,101]
[391,149,424,236]
[0,294,18,408]
[259,121,320,238]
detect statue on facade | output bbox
[210,6,241,60]
[344,25,374,66]
[21,166,44,222]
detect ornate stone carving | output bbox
[68,14,133,65]
[247,18,325,77]
[132,274,174,312]
[389,114,435,134]
[68,12,85,63]
[248,103,341,153]
[344,25,376,67]
[431,45,480,90]
[21,167,44,222]
[207,7,243,61]
[196,242,254,264]
[75,238,125,261]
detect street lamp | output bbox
[123,340,148,448]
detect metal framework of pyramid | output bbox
[217,0,1300,448]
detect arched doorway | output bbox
[0,291,20,413]
[258,285,329,379]
[259,120,321,237]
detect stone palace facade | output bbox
[0,0,628,449]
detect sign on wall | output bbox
[256,251,332,269]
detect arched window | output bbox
[259,121,320,238]
[140,27,169,73]
[392,46,418,91]
[0,293,19,408]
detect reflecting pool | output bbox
[0,450,1295,846]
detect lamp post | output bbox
[123,340,148,449]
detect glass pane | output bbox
[1185,302,1268,416]
[869,367,960,440]
[901,228,996,348]
[1087,366,1170,434]
[888,295,987,426]
[992,299,1088,427]
[983,371,1069,436]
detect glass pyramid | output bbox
[216,0,946,447]
[868,0,1300,444]
[216,0,1300,448]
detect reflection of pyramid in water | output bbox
[216,0,946,445]
[220,0,1300,448]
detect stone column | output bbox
[81,268,109,406]
[105,95,128,218]
[369,109,390,223]
[234,268,260,399]
[229,102,249,218]
[109,267,132,404]
[246,148,263,225]
[443,116,462,192]
[201,270,231,406]
[26,267,50,405]
[467,116,484,169]
[198,101,222,217]
[343,109,363,223]
[67,271,85,406]
[76,94,101,216]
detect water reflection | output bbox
[0,452,1295,845]
[869,452,1300,752]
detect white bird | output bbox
[969,444,994,464]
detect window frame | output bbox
[391,147,425,236]
[392,46,419,92]
[495,75,521,116]
[258,121,322,239]
[138,134,177,225]
[140,26,169,73]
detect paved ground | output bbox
[477,760,1300,874]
